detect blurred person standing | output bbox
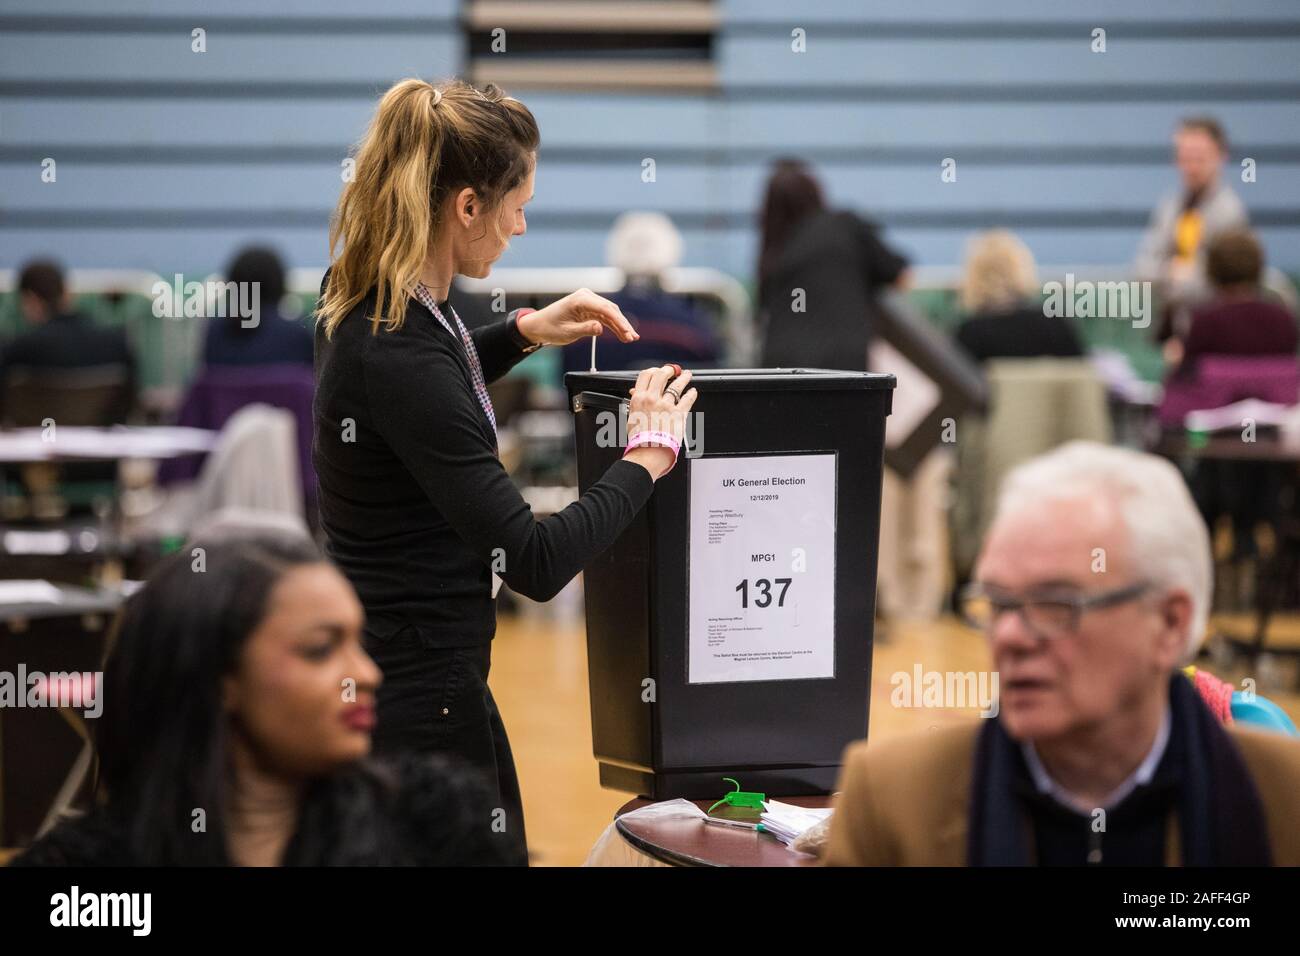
[1135,117,1248,343]
[757,159,909,371]
[313,78,697,860]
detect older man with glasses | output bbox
[825,441,1300,866]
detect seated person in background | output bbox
[953,230,1083,364]
[14,532,520,866]
[203,245,313,368]
[0,258,136,418]
[825,442,1300,866]
[1135,116,1249,342]
[562,211,721,373]
[1168,227,1298,378]
[1163,229,1298,597]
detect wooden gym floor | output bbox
[492,607,1300,867]
[2,607,1294,867]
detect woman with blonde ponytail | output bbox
[313,78,698,861]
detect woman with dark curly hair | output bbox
[14,532,519,866]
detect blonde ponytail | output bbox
[318,78,539,336]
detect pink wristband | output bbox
[623,430,682,476]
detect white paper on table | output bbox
[0,426,218,461]
[0,431,59,462]
[687,453,837,684]
[56,426,218,459]
[0,580,65,605]
[3,530,72,555]
[759,799,835,846]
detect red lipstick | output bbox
[341,704,376,731]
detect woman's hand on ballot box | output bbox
[623,363,698,482]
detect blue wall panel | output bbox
[1,1,1298,281]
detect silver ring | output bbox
[665,386,682,403]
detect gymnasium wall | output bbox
[3,0,1299,280]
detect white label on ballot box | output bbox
[688,453,836,684]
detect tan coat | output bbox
[823,722,1300,866]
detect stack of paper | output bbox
[759,800,833,846]
[1184,398,1292,433]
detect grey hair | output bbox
[993,441,1212,663]
[605,211,683,278]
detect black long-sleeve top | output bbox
[313,284,654,647]
[758,209,908,372]
[14,754,523,866]
[953,305,1085,364]
[0,311,137,423]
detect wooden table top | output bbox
[614,796,830,867]
[1156,434,1300,463]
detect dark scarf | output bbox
[968,673,1272,865]
[1182,185,1209,211]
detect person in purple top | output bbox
[1170,228,1298,380]
[1168,228,1300,596]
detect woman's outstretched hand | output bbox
[515,288,639,347]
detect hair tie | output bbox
[431,88,443,107]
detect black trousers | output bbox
[364,627,528,861]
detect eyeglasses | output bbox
[958,581,1152,640]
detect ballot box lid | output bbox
[565,368,896,394]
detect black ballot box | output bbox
[565,368,895,799]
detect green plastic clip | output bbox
[706,777,767,815]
